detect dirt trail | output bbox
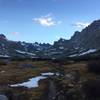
[48,80,56,100]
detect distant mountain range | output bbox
[0,19,100,59]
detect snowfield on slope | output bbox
[69,49,97,57]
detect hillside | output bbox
[0,19,100,58]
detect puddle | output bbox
[10,72,59,88]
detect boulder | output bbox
[0,95,8,100]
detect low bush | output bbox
[88,60,100,74]
[82,79,100,100]
[0,60,7,65]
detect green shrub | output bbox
[0,60,7,65]
[82,79,100,100]
[88,60,100,74]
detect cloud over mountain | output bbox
[72,22,90,28]
[33,14,62,27]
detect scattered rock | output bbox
[65,70,80,83]
[0,95,8,100]
[0,71,5,74]
[20,64,34,69]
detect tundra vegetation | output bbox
[0,58,100,100]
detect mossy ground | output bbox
[0,60,57,100]
[0,59,99,100]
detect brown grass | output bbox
[0,60,55,84]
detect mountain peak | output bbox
[82,19,100,32]
[89,19,100,28]
[0,34,6,40]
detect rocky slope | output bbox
[0,34,51,58]
[50,19,100,58]
[0,19,100,58]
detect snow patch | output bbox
[59,46,64,49]
[79,49,97,56]
[69,54,79,57]
[69,49,97,57]
[41,72,54,76]
[21,42,26,46]
[16,50,36,56]
[10,76,46,88]
[10,72,60,88]
[0,55,10,58]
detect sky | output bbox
[0,0,100,44]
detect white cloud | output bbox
[72,22,90,28]
[33,17,55,27]
[33,14,62,27]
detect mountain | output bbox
[0,35,51,58]
[1,19,100,59]
[48,19,100,58]
[70,20,100,49]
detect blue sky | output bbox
[0,0,100,44]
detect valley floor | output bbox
[0,59,99,100]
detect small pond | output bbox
[10,72,59,88]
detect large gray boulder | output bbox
[0,95,8,100]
